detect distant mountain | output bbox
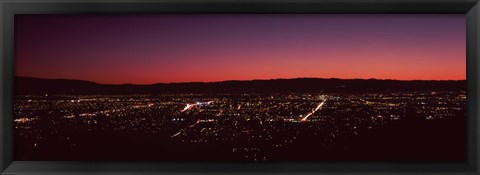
[14,76,466,95]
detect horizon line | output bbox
[15,76,467,86]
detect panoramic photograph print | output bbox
[14,14,466,161]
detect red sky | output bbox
[15,14,466,84]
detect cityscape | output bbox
[14,84,466,161]
[14,14,466,161]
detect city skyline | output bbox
[15,14,466,84]
[13,14,467,161]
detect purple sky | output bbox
[15,14,466,84]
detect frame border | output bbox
[1,0,479,174]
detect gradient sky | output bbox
[15,14,466,84]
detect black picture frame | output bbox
[1,0,479,174]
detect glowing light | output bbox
[14,117,36,123]
[181,101,214,112]
[301,99,327,122]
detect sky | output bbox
[14,14,466,84]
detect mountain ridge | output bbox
[15,76,466,95]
